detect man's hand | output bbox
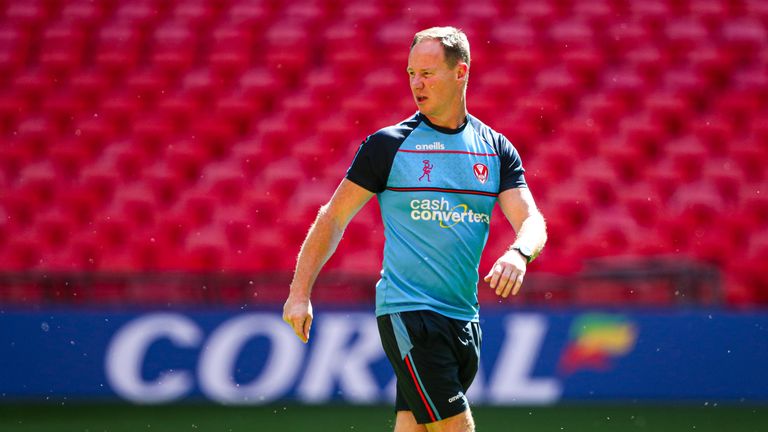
[283,295,313,343]
[484,249,527,298]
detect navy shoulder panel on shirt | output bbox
[467,114,528,192]
[346,113,421,193]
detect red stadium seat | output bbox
[47,138,94,180]
[113,0,164,27]
[54,186,100,229]
[398,0,449,27]
[604,20,651,58]
[39,20,87,74]
[15,161,60,207]
[667,182,725,231]
[5,1,50,28]
[264,20,312,80]
[630,1,671,32]
[184,226,228,270]
[0,90,29,137]
[175,188,221,235]
[561,47,604,87]
[282,0,333,23]
[663,18,709,60]
[514,1,559,27]
[155,90,200,130]
[238,67,283,107]
[577,208,641,258]
[151,21,198,75]
[31,207,75,250]
[171,0,217,29]
[60,0,107,27]
[260,158,306,203]
[572,0,615,28]
[732,145,768,183]
[123,68,171,104]
[42,88,89,128]
[281,89,324,127]
[535,66,582,114]
[645,91,692,137]
[225,0,274,27]
[686,43,734,90]
[375,20,418,64]
[665,135,709,183]
[131,113,175,150]
[713,89,761,131]
[702,159,743,205]
[342,2,390,27]
[690,116,734,153]
[578,162,622,210]
[76,162,120,208]
[68,69,111,104]
[548,18,596,52]
[456,1,502,35]
[602,68,647,112]
[198,161,248,206]
[208,22,255,76]
[163,139,209,183]
[616,114,665,162]
[113,184,159,229]
[181,67,227,105]
[322,23,373,76]
[720,18,767,66]
[99,91,143,131]
[733,65,768,108]
[91,209,134,252]
[0,25,31,74]
[624,45,670,86]
[2,234,43,270]
[577,93,630,134]
[94,23,144,74]
[13,69,56,106]
[739,192,768,236]
[189,114,238,159]
[214,90,261,132]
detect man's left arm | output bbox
[484,187,547,298]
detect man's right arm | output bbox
[282,178,375,343]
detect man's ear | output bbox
[456,62,469,81]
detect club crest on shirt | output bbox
[473,163,488,184]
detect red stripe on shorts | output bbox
[405,354,437,423]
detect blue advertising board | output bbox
[1,308,767,404]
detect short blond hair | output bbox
[411,26,471,68]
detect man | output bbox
[283,27,547,432]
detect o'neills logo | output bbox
[410,197,490,228]
[415,142,445,150]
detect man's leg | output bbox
[394,410,427,432]
[424,408,475,432]
[394,408,475,432]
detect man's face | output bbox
[407,40,467,120]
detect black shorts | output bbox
[377,310,482,424]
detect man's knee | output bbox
[425,408,475,432]
[395,410,427,432]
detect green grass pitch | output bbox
[1,403,766,432]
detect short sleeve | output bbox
[345,135,396,193]
[498,137,527,192]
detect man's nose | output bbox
[411,75,423,89]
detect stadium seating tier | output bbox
[0,0,766,306]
